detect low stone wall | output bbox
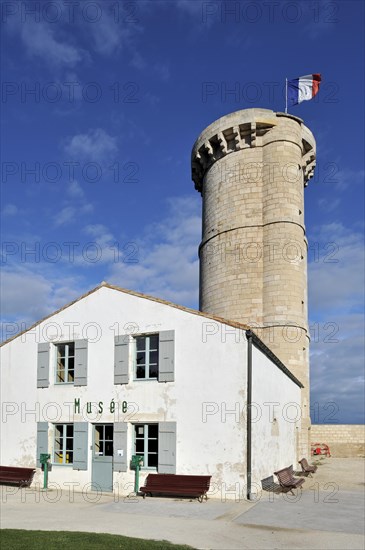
[310,425,365,457]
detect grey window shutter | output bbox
[158,330,175,382]
[74,339,88,386]
[73,422,88,470]
[37,343,50,388]
[36,422,48,467]
[114,422,128,472]
[114,335,129,384]
[158,422,176,474]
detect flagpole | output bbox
[285,78,288,114]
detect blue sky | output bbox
[1,0,364,423]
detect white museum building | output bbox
[0,282,302,499]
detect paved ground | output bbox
[1,458,364,549]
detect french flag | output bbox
[287,74,322,106]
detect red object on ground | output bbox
[311,443,331,457]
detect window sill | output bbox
[133,378,158,382]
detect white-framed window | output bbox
[53,424,74,464]
[55,342,75,383]
[134,334,159,380]
[134,424,158,468]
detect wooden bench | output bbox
[261,475,281,494]
[0,466,36,487]
[140,474,211,502]
[298,457,318,477]
[274,466,305,495]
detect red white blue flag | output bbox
[287,74,322,106]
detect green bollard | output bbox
[40,454,51,489]
[134,462,139,494]
[43,462,48,490]
[131,455,143,495]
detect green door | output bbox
[91,424,113,492]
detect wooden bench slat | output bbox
[0,466,36,487]
[274,466,305,494]
[298,458,318,476]
[140,474,211,502]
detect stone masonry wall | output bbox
[192,108,316,457]
[311,425,365,457]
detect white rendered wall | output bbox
[251,343,301,490]
[0,286,248,499]
[1,286,301,499]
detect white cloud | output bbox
[82,203,94,214]
[67,181,85,199]
[335,168,365,191]
[308,222,365,423]
[88,12,125,55]
[54,202,94,228]
[54,206,76,227]
[53,181,93,227]
[45,224,121,267]
[0,195,201,340]
[308,223,364,313]
[1,269,52,321]
[64,128,118,162]
[317,197,340,212]
[83,3,143,56]
[81,224,117,264]
[107,195,201,306]
[21,21,84,67]
[2,204,18,216]
[0,266,83,331]
[83,224,114,243]
[310,312,364,423]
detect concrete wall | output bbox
[311,425,365,457]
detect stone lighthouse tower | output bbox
[191,108,316,456]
